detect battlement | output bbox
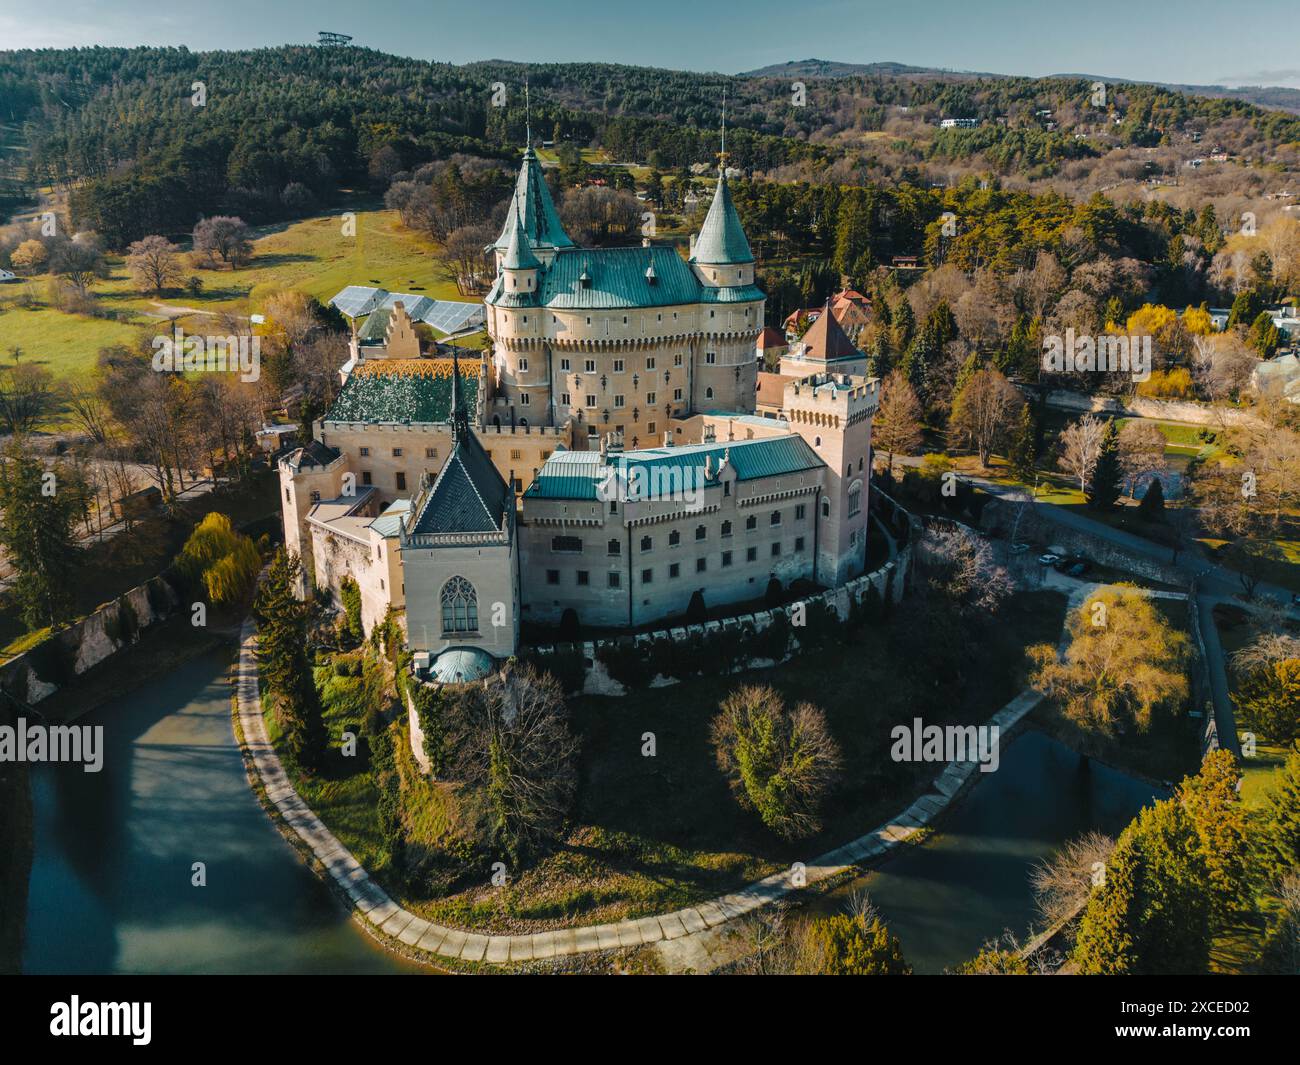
[784,372,880,423]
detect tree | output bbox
[1028,586,1189,736]
[918,524,1012,615]
[1056,413,1105,493]
[1259,746,1300,885]
[1008,403,1038,483]
[1247,309,1281,359]
[193,215,252,268]
[0,439,80,629]
[1074,795,1211,975]
[49,236,105,293]
[1117,421,1167,498]
[1086,418,1122,510]
[10,238,47,274]
[871,370,923,475]
[444,664,579,860]
[710,685,842,840]
[948,367,1023,467]
[1137,476,1166,521]
[1030,830,1116,929]
[126,235,184,294]
[1235,658,1300,743]
[254,549,327,772]
[0,363,61,435]
[1177,749,1249,923]
[802,913,911,975]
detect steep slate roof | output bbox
[524,435,823,501]
[325,360,479,424]
[799,301,861,361]
[282,439,341,471]
[501,203,542,270]
[691,175,754,265]
[493,147,574,252]
[410,426,509,534]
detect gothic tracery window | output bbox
[441,576,479,634]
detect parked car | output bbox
[1010,542,1030,554]
[1038,552,1063,566]
[1057,555,1092,577]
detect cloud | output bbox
[1215,68,1300,89]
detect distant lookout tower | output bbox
[318,31,353,46]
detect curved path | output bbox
[235,620,1044,967]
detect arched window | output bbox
[821,498,831,518]
[848,480,863,517]
[441,576,478,634]
[705,387,714,399]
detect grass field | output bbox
[0,203,458,378]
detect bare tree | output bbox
[193,215,253,268]
[1031,831,1116,930]
[949,367,1024,467]
[126,235,184,295]
[1117,420,1168,497]
[1056,413,1106,492]
[440,223,495,295]
[0,363,62,435]
[872,370,924,476]
[918,524,1013,615]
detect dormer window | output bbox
[579,268,592,289]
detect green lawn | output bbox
[0,204,460,379]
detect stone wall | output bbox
[0,575,181,706]
[1042,388,1260,428]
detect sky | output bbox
[1,0,1298,89]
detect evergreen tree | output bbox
[1226,288,1264,331]
[900,332,934,404]
[1137,476,1166,521]
[1247,310,1282,358]
[0,439,79,630]
[1178,749,1249,922]
[1259,746,1300,883]
[805,913,911,975]
[1087,419,1122,510]
[891,298,915,352]
[254,549,327,772]
[1008,403,1038,483]
[867,333,892,378]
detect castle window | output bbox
[520,393,530,405]
[705,387,714,400]
[585,359,596,373]
[646,391,657,405]
[746,515,757,531]
[608,572,621,588]
[519,358,529,371]
[640,536,652,551]
[724,480,730,497]
[771,542,781,557]
[510,449,522,460]
[673,388,683,401]
[614,359,624,372]
[360,447,370,457]
[614,395,625,409]
[646,357,656,370]
[395,472,406,491]
[362,471,372,486]
[669,563,680,578]
[547,570,560,585]
[674,354,683,366]
[695,524,706,541]
[552,535,583,553]
[796,504,806,520]
[647,422,656,434]
[607,539,621,556]
[722,550,733,567]
[577,570,590,586]
[586,395,597,408]
[392,448,403,457]
[848,482,862,517]
[796,536,806,551]
[519,418,528,427]
[859,457,864,471]
[814,436,821,447]
[440,576,479,634]
[746,546,757,562]
[310,490,320,503]
[425,448,437,459]
[822,499,830,518]
[721,520,732,537]
[770,510,782,526]
[561,358,571,371]
[561,392,571,405]
[669,530,681,547]
[696,558,707,573]
[642,568,653,584]
[705,351,716,364]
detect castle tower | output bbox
[783,372,880,587]
[490,146,573,270]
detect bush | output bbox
[339,576,363,641]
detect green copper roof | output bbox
[325,365,479,424]
[501,204,541,270]
[691,175,754,265]
[494,147,573,251]
[524,435,823,501]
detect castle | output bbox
[278,144,880,682]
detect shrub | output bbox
[339,576,363,641]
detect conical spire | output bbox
[493,145,573,252]
[501,202,541,270]
[691,172,754,265]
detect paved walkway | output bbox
[234,619,1044,968]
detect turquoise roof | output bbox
[524,435,823,501]
[369,499,412,538]
[501,203,541,270]
[431,647,496,684]
[494,147,573,252]
[691,175,754,265]
[325,366,479,424]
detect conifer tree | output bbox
[1260,746,1300,883]
[1137,476,1165,521]
[1009,402,1038,483]
[1087,419,1122,510]
[0,439,79,630]
[254,549,327,772]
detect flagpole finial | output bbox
[525,77,531,149]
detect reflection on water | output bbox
[24,647,419,974]
[817,730,1163,974]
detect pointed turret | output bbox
[501,203,541,270]
[691,172,754,267]
[493,147,573,260]
[450,347,470,442]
